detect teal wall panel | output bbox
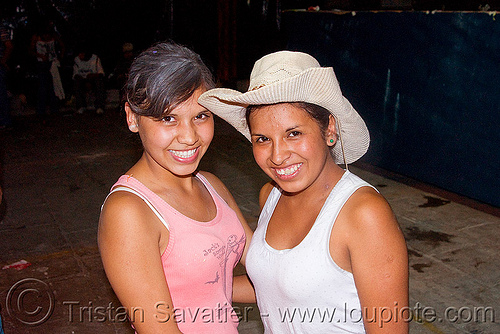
[283,10,500,207]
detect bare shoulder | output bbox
[338,185,407,268]
[98,190,166,277]
[98,191,181,332]
[99,190,161,246]
[340,187,409,332]
[100,190,150,225]
[343,186,399,232]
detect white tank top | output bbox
[246,171,376,333]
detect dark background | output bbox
[2,0,499,207]
[2,0,500,90]
[284,10,500,207]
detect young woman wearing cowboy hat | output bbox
[199,51,409,333]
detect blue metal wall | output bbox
[283,10,500,207]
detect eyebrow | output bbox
[250,125,301,137]
[286,125,300,132]
[160,109,174,116]
[162,108,211,117]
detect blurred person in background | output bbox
[30,19,65,118]
[72,44,105,115]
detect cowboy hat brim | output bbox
[199,67,369,164]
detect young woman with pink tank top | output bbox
[200,51,409,333]
[98,42,253,333]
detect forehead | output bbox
[167,87,207,115]
[248,103,316,129]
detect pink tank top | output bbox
[109,173,245,333]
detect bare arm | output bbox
[232,274,256,303]
[98,192,182,333]
[341,188,409,333]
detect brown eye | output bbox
[195,112,210,120]
[255,136,269,144]
[161,116,174,123]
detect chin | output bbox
[169,164,200,177]
[273,179,307,194]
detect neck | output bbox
[128,153,197,193]
[282,158,345,201]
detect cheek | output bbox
[299,134,328,156]
[294,141,312,154]
[199,121,214,143]
[252,146,268,168]
[141,127,174,148]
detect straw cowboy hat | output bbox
[198,50,370,165]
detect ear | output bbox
[125,102,139,133]
[326,115,338,146]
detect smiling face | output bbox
[249,103,338,194]
[126,88,214,177]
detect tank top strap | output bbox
[106,173,227,225]
[109,186,169,230]
[256,185,282,233]
[102,175,170,230]
[316,170,378,234]
[194,172,228,209]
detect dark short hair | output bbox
[246,102,331,139]
[125,41,215,119]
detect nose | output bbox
[177,121,198,146]
[270,140,291,166]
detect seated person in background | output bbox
[73,46,105,114]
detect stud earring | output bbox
[329,139,334,143]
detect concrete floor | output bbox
[0,106,498,333]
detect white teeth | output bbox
[276,163,302,176]
[170,148,197,159]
